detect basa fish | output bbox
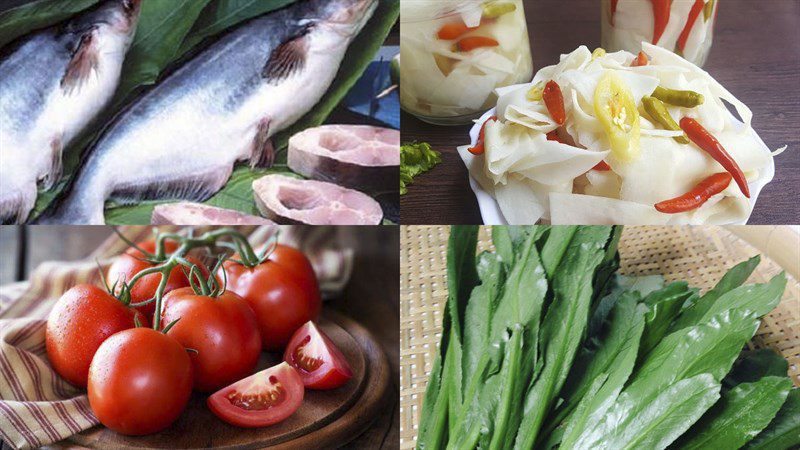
[253,174,383,225]
[37,0,377,224]
[151,202,274,225]
[288,124,400,192]
[0,0,141,224]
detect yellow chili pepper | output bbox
[592,48,607,60]
[594,72,640,162]
[704,0,715,22]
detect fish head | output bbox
[80,0,142,37]
[303,0,378,38]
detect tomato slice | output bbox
[594,71,640,162]
[207,362,304,428]
[284,321,353,390]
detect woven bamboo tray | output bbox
[399,226,800,449]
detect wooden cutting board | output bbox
[69,309,390,449]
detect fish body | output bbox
[38,0,377,224]
[0,0,140,223]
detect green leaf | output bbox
[671,256,763,330]
[674,376,792,450]
[572,374,721,450]
[417,226,479,450]
[112,0,212,109]
[632,309,760,397]
[638,282,697,357]
[462,252,505,396]
[514,226,614,449]
[0,0,100,49]
[538,225,578,277]
[178,0,297,56]
[744,388,800,450]
[554,292,646,446]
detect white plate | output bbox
[457,102,776,225]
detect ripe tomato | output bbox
[284,321,352,389]
[207,362,304,428]
[45,284,147,388]
[106,239,206,319]
[88,328,192,435]
[220,245,321,351]
[161,287,262,392]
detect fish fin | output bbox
[61,31,99,94]
[43,136,64,190]
[250,118,275,169]
[262,32,309,83]
[109,167,232,206]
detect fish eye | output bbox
[122,0,134,11]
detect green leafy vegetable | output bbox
[416,230,793,450]
[401,142,442,195]
[674,376,792,450]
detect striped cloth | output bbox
[0,226,353,450]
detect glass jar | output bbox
[400,0,533,125]
[601,0,719,67]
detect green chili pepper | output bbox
[704,0,715,22]
[482,1,516,18]
[652,86,705,108]
[642,96,690,144]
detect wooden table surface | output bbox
[0,226,400,450]
[400,0,800,225]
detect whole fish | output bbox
[0,0,141,224]
[38,0,378,224]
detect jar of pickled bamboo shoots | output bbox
[400,0,533,125]
[601,0,719,67]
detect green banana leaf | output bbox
[0,0,100,48]
[177,0,297,56]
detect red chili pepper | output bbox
[680,117,750,198]
[655,172,732,213]
[631,51,649,67]
[592,161,612,171]
[650,0,671,45]
[468,116,497,155]
[546,130,562,143]
[543,80,566,125]
[610,0,619,25]
[455,36,499,52]
[677,0,705,54]
[437,21,472,40]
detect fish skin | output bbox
[37,0,378,225]
[151,202,274,225]
[0,0,141,224]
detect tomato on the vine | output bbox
[284,321,352,390]
[88,327,192,435]
[46,284,147,388]
[161,287,262,392]
[207,362,304,428]
[220,245,321,351]
[107,239,206,318]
